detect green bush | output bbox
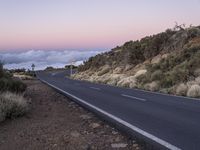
[160,75,173,88]
[0,63,27,93]
[0,78,26,93]
[151,70,163,81]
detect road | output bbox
[36,70,200,150]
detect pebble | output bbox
[80,114,91,120]
[70,131,80,138]
[133,143,138,147]
[90,123,100,129]
[111,143,128,148]
[112,131,118,135]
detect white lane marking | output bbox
[92,81,200,101]
[132,88,200,101]
[90,87,101,91]
[121,94,146,102]
[39,78,181,150]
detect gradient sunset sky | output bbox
[1,0,200,52]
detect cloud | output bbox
[0,50,103,70]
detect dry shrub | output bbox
[117,76,136,88]
[151,55,162,64]
[129,81,137,88]
[0,92,28,122]
[144,81,160,91]
[187,84,200,98]
[195,77,200,85]
[134,69,147,78]
[113,67,123,74]
[97,65,110,76]
[151,70,163,81]
[13,74,33,80]
[194,69,200,77]
[175,83,188,96]
[124,65,133,71]
[106,74,121,86]
[186,81,197,88]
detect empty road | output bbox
[36,70,200,150]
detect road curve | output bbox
[36,70,200,150]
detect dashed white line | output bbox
[39,78,181,150]
[90,87,101,91]
[121,94,146,102]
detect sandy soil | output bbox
[0,79,142,150]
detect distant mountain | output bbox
[73,25,200,98]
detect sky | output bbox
[0,0,200,70]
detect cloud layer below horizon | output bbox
[0,50,102,70]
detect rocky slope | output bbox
[73,26,200,98]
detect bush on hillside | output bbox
[151,70,163,81]
[176,83,188,96]
[144,81,160,91]
[187,84,200,98]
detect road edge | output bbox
[37,77,181,150]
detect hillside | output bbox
[72,25,200,98]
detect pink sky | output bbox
[0,0,200,51]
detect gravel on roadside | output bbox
[0,79,143,150]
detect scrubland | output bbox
[73,26,200,98]
[0,64,28,123]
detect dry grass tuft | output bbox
[176,83,188,96]
[187,84,200,98]
[0,92,28,122]
[13,74,33,80]
[144,81,160,92]
[194,69,200,77]
[97,65,110,76]
[195,77,200,85]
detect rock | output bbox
[114,137,121,142]
[52,144,57,147]
[70,131,80,138]
[90,123,100,129]
[133,143,138,147]
[80,114,91,120]
[111,143,128,148]
[112,131,118,135]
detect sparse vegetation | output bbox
[187,85,200,98]
[176,83,188,96]
[0,78,27,93]
[0,63,28,122]
[73,25,200,98]
[0,66,27,93]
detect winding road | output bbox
[36,70,200,150]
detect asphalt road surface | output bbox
[36,70,200,150]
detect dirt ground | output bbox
[0,79,142,150]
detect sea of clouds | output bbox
[0,50,103,70]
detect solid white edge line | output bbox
[121,94,146,102]
[90,87,101,90]
[39,78,181,150]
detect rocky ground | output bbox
[0,79,143,150]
